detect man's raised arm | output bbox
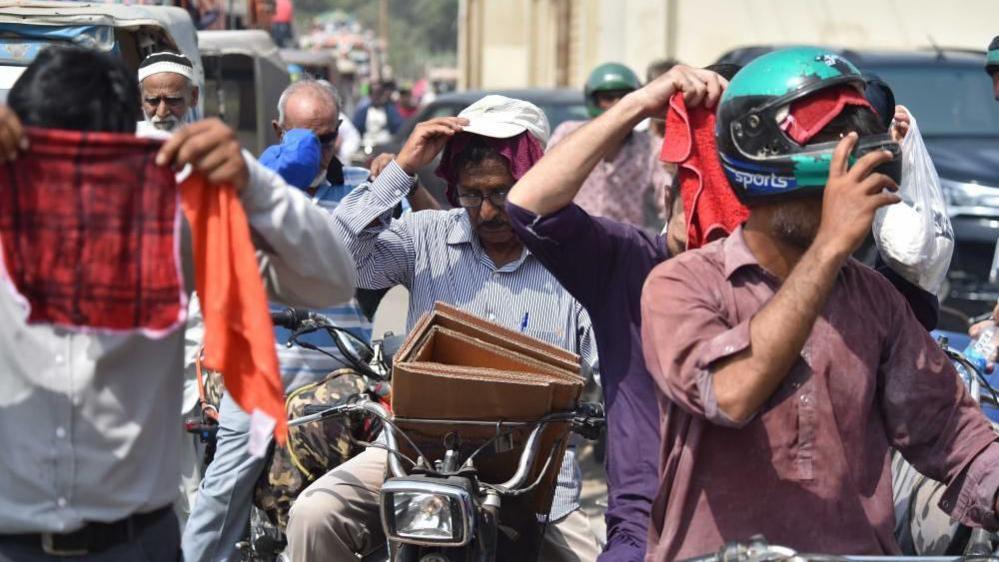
[508,65,726,216]
[329,117,466,290]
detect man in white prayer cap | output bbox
[138,51,198,132]
[139,51,206,528]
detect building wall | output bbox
[460,0,999,90]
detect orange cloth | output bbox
[660,93,749,250]
[180,175,287,444]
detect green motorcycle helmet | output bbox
[715,47,900,204]
[584,62,641,117]
[986,36,999,76]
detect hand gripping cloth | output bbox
[0,127,286,444]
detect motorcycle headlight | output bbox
[381,478,474,546]
[940,178,999,214]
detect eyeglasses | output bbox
[143,96,186,108]
[456,189,510,209]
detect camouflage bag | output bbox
[253,368,374,529]
[195,347,225,422]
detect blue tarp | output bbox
[0,24,115,65]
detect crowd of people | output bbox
[0,32,998,562]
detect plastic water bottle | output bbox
[964,321,997,375]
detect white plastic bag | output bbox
[873,108,954,294]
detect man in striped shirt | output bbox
[286,95,601,562]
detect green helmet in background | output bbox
[584,62,641,117]
[715,46,900,204]
[986,36,999,76]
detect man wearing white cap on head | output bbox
[138,51,198,132]
[138,51,207,532]
[285,95,601,562]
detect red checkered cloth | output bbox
[0,127,185,338]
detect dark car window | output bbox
[397,103,464,138]
[396,97,587,142]
[401,99,589,138]
[540,102,589,131]
[865,64,999,137]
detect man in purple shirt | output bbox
[641,48,999,560]
[506,64,730,561]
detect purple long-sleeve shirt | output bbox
[640,227,999,561]
[507,201,668,561]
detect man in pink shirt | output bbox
[641,47,999,560]
[270,0,293,47]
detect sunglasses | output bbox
[282,118,343,147]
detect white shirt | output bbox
[336,117,361,164]
[362,106,392,146]
[0,151,356,533]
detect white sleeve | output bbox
[337,118,362,164]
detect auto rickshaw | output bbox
[198,29,289,155]
[0,0,204,117]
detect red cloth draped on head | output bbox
[660,94,749,250]
[434,131,545,207]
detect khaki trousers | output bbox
[287,448,600,562]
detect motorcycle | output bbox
[187,308,393,562]
[291,398,606,561]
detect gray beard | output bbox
[144,111,186,132]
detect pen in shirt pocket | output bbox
[520,312,529,332]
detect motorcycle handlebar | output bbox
[675,540,997,562]
[290,399,605,494]
[289,399,407,479]
[270,308,329,330]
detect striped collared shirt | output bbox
[270,167,375,391]
[332,160,596,520]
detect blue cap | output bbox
[259,128,322,189]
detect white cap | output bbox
[138,52,194,83]
[458,95,550,147]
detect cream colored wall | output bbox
[668,0,999,67]
[460,0,999,90]
[459,0,568,90]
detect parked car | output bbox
[716,46,999,327]
[360,88,588,206]
[0,0,203,116]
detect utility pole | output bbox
[379,0,389,53]
[376,0,389,82]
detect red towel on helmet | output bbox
[180,173,287,445]
[780,85,873,145]
[660,94,748,250]
[0,127,185,337]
